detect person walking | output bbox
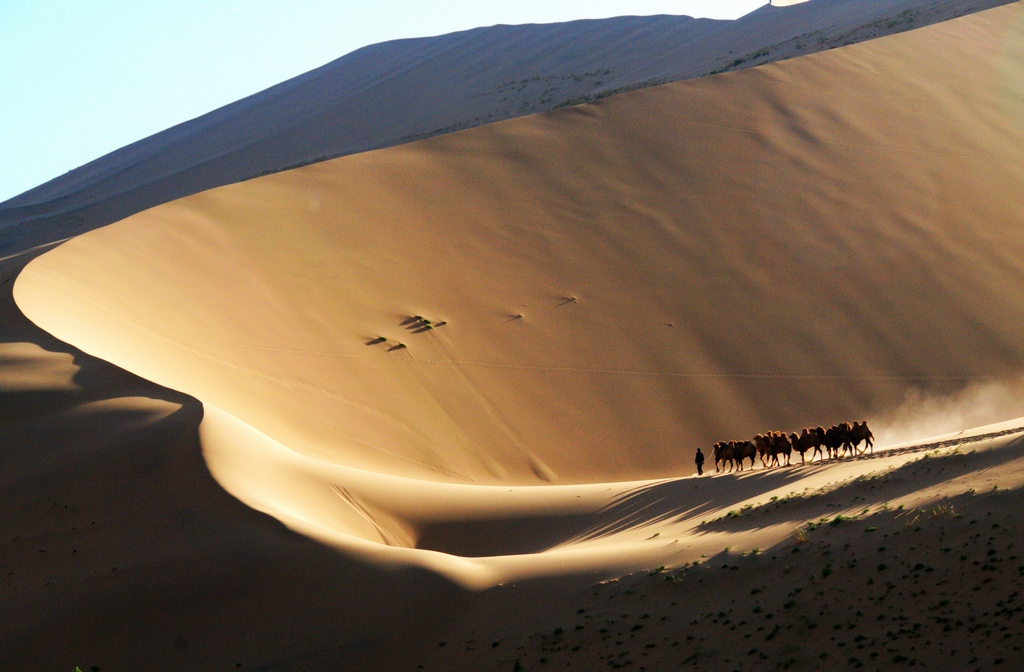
[694,447,705,476]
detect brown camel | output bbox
[824,423,855,458]
[754,434,772,468]
[713,441,736,472]
[837,422,856,457]
[813,427,827,460]
[769,432,792,467]
[734,440,757,471]
[822,425,841,459]
[789,429,818,463]
[850,421,874,453]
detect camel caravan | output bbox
[711,422,874,473]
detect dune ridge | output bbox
[5,5,1024,670]
[10,3,1024,596]
[17,3,1024,466]
[0,0,1011,257]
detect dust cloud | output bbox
[874,377,1024,448]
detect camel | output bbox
[822,426,840,459]
[734,440,757,471]
[724,441,739,472]
[850,421,874,453]
[768,432,792,467]
[812,427,827,460]
[754,434,772,468]
[713,441,737,472]
[712,441,727,472]
[837,421,856,457]
[824,423,855,458]
[789,428,819,463]
[708,420,872,476]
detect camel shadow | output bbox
[416,467,811,557]
[415,431,1024,558]
[695,432,1024,536]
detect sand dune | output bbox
[5,3,1024,669]
[0,0,1010,255]
[11,0,1024,586]
[398,428,1024,671]
[17,2,1024,482]
[0,246,468,671]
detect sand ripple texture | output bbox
[14,4,1024,586]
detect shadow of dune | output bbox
[416,468,810,557]
[416,430,1024,558]
[691,475,1024,581]
[560,469,812,546]
[0,250,467,671]
[696,433,1024,536]
[416,512,595,557]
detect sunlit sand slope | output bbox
[1,0,1011,253]
[15,4,1024,493]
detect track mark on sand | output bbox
[142,327,995,382]
[330,485,407,547]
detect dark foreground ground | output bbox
[391,441,1024,672]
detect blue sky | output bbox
[0,1,767,203]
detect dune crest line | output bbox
[11,6,1024,590]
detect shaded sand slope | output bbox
[6,261,1024,672]
[0,0,1011,249]
[379,429,1024,671]
[17,4,1024,488]
[0,249,466,670]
